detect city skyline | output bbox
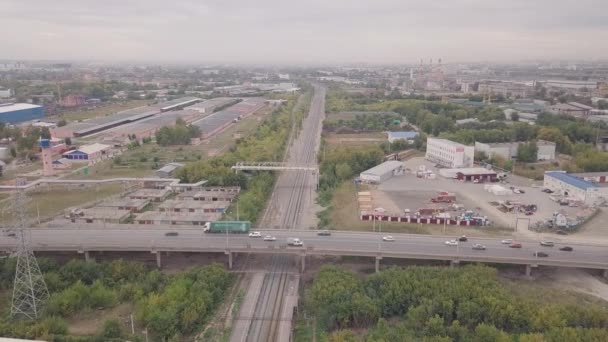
[2,0,608,64]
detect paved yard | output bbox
[376,157,583,239]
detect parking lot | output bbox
[373,157,583,238]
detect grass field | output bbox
[0,184,124,225]
[58,100,152,122]
[324,132,386,147]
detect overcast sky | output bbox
[2,0,608,64]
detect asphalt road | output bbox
[2,229,607,268]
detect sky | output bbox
[1,0,608,64]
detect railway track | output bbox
[234,85,325,342]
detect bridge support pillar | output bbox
[603,269,608,279]
[84,251,92,263]
[375,256,382,273]
[226,252,233,270]
[450,260,460,268]
[153,251,161,268]
[525,264,537,278]
[300,255,306,273]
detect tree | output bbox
[57,119,67,127]
[335,163,353,180]
[64,137,72,146]
[511,112,519,122]
[517,141,538,163]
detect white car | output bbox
[248,231,262,238]
[501,239,513,244]
[382,236,395,242]
[445,240,458,246]
[263,235,276,241]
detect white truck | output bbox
[287,238,303,247]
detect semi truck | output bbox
[204,221,251,234]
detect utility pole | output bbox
[10,186,49,320]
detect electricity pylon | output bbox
[10,188,49,320]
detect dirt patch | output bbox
[324,132,386,147]
[67,303,134,336]
[501,267,608,306]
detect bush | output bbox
[46,280,117,316]
[101,319,122,338]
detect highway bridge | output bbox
[2,228,607,277]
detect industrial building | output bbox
[104,109,200,142]
[478,80,533,98]
[134,211,221,226]
[68,208,132,224]
[439,167,497,182]
[387,131,419,143]
[548,102,593,118]
[158,200,230,213]
[192,98,266,139]
[474,140,556,161]
[156,162,185,178]
[152,97,200,112]
[359,161,405,183]
[425,138,474,168]
[97,198,151,213]
[62,143,112,163]
[52,106,161,138]
[186,97,238,114]
[177,187,240,201]
[128,188,171,202]
[50,97,201,138]
[544,171,608,204]
[0,103,44,124]
[0,87,13,98]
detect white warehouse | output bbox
[359,161,405,183]
[543,171,608,205]
[425,138,474,168]
[474,140,556,161]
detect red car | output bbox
[509,243,522,248]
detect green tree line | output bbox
[0,258,232,341]
[299,265,608,341]
[177,91,310,222]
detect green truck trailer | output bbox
[205,221,251,234]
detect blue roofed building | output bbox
[387,131,419,143]
[544,171,608,204]
[0,103,44,124]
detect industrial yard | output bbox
[358,157,596,239]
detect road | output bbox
[232,85,325,342]
[1,228,607,269]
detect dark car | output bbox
[534,252,549,257]
[165,232,179,237]
[509,243,522,248]
[556,230,568,235]
[317,230,332,236]
[458,235,468,242]
[542,188,554,193]
[559,246,573,252]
